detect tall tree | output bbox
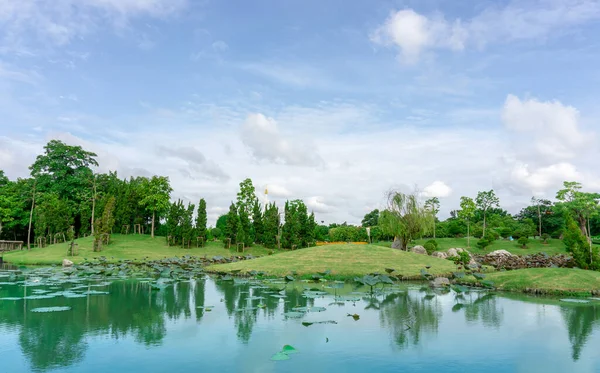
[236,178,257,243]
[424,197,440,239]
[475,190,500,238]
[196,198,207,242]
[458,197,476,248]
[262,203,280,249]
[224,203,238,246]
[139,176,172,238]
[251,200,264,244]
[361,209,380,227]
[379,190,432,250]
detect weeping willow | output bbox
[380,190,433,251]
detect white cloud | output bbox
[306,196,335,214]
[241,113,322,166]
[422,181,452,198]
[212,40,228,51]
[502,94,592,160]
[371,9,466,64]
[373,1,600,63]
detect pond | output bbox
[0,270,599,373]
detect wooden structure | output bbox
[100,233,110,245]
[236,243,245,253]
[121,225,130,235]
[134,224,143,235]
[53,232,66,245]
[224,238,231,249]
[0,240,23,251]
[37,237,47,248]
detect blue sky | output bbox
[1,0,599,224]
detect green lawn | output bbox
[3,234,275,265]
[207,244,456,279]
[461,268,600,295]
[375,237,567,256]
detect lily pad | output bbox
[31,306,72,313]
[310,306,326,312]
[347,313,360,321]
[270,351,291,361]
[0,297,22,301]
[302,321,337,327]
[560,299,591,304]
[283,311,305,319]
[452,303,465,312]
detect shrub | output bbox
[498,227,512,239]
[541,233,550,244]
[424,242,436,255]
[518,236,529,248]
[451,250,471,266]
[511,230,521,239]
[476,238,490,250]
[551,229,563,239]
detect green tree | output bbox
[458,196,476,248]
[424,197,440,239]
[252,200,264,244]
[361,209,380,227]
[195,199,207,242]
[224,203,239,246]
[379,190,432,251]
[262,203,280,249]
[236,178,257,244]
[139,176,172,238]
[564,214,600,270]
[475,190,500,238]
[216,214,227,234]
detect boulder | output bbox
[62,259,73,267]
[447,248,458,258]
[410,245,427,255]
[430,277,450,288]
[391,239,402,250]
[488,250,514,258]
[431,251,447,259]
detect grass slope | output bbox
[3,234,274,265]
[465,268,600,294]
[207,244,456,278]
[376,237,567,256]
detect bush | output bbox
[551,229,563,239]
[451,250,471,266]
[424,242,436,255]
[518,236,529,248]
[476,238,490,250]
[498,227,512,239]
[541,233,550,244]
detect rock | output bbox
[391,239,402,250]
[62,259,73,267]
[447,248,458,258]
[430,277,450,288]
[431,251,447,259]
[410,245,427,255]
[488,250,514,258]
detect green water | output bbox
[0,273,599,373]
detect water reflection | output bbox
[0,276,599,372]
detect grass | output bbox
[207,244,457,279]
[375,237,568,256]
[3,234,276,265]
[461,268,600,295]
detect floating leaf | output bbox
[480,280,495,289]
[285,275,295,282]
[281,345,297,354]
[31,306,72,313]
[473,273,486,280]
[560,299,591,304]
[452,303,465,312]
[310,306,326,312]
[270,352,291,361]
[452,272,465,279]
[424,294,435,301]
[347,313,360,321]
[283,311,305,319]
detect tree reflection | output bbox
[561,304,600,361]
[379,291,441,349]
[463,293,503,328]
[0,278,207,372]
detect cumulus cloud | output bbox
[241,113,322,166]
[422,181,452,198]
[372,1,600,63]
[156,145,229,182]
[306,196,335,214]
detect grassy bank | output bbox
[375,237,567,256]
[3,234,275,265]
[461,268,600,295]
[207,244,456,279]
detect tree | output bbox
[530,197,549,238]
[139,176,172,238]
[424,197,440,239]
[262,203,280,249]
[196,199,207,242]
[282,201,301,249]
[224,203,238,246]
[564,214,600,270]
[216,214,227,234]
[458,197,476,248]
[251,200,264,244]
[379,190,432,251]
[236,178,257,244]
[361,209,380,227]
[475,190,500,238]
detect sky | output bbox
[1,0,599,226]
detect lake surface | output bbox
[0,271,600,373]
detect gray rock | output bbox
[62,259,73,267]
[430,277,450,288]
[431,251,448,259]
[410,245,427,255]
[488,249,514,258]
[447,248,458,258]
[391,239,402,250]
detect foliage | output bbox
[139,176,172,238]
[423,241,436,255]
[424,197,440,238]
[361,209,380,227]
[450,251,471,266]
[458,197,476,247]
[476,238,490,250]
[380,190,432,250]
[564,215,600,270]
[262,203,280,249]
[517,236,529,249]
[224,203,239,246]
[475,190,500,238]
[252,200,264,244]
[196,199,207,241]
[541,233,550,244]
